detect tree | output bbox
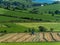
[4,30,7,33]
[55,10,60,14]
[43,3,48,6]
[25,0,32,8]
[24,30,27,33]
[50,28,54,32]
[52,1,60,4]
[38,26,47,32]
[48,11,52,14]
[30,8,38,14]
[0,31,3,33]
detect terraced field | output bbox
[16,22,60,31]
[0,22,60,33]
[0,32,60,42]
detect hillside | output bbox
[0,4,60,22]
[0,1,60,45]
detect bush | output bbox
[38,26,47,32]
[24,30,27,33]
[50,28,54,32]
[0,30,7,33]
[55,10,60,14]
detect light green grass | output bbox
[0,22,60,32]
[0,42,60,45]
[16,22,60,31]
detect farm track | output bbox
[0,32,60,42]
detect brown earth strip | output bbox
[39,32,46,42]
[52,33,60,41]
[44,32,54,41]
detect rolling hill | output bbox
[0,4,60,22]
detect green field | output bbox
[0,22,60,33]
[0,23,27,33]
[16,22,60,31]
[0,42,60,45]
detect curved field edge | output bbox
[16,22,60,31]
[0,22,60,32]
[0,42,60,45]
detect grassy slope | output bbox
[0,4,60,22]
[3,9,56,21]
[0,23,28,33]
[39,4,60,12]
[0,8,27,22]
[31,4,60,13]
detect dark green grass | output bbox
[0,16,20,21]
[0,23,28,33]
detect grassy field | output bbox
[0,8,59,22]
[0,23,27,33]
[0,42,60,45]
[16,22,60,31]
[38,4,60,13]
[0,22,60,33]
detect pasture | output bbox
[0,42,60,45]
[16,22,60,31]
[0,22,60,33]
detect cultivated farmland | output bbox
[0,32,59,42]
